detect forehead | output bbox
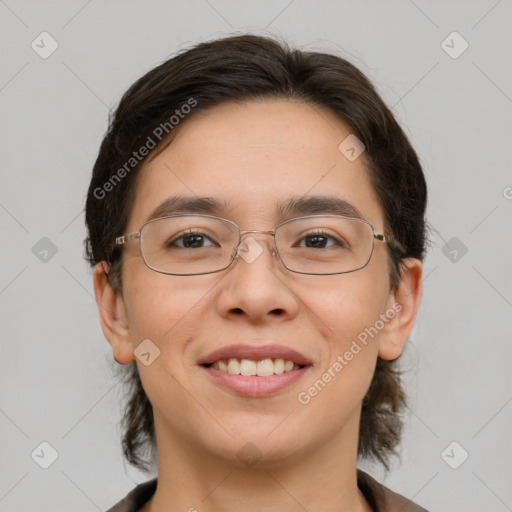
[128,99,383,230]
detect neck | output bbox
[141,410,372,512]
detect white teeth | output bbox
[240,359,257,376]
[227,358,240,374]
[256,359,274,377]
[284,360,294,372]
[274,358,285,374]
[210,357,301,376]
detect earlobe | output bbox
[93,262,135,364]
[378,258,423,361]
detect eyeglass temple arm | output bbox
[115,233,140,245]
[378,232,407,255]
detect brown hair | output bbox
[84,34,427,472]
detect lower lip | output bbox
[201,365,311,397]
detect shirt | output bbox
[105,470,429,512]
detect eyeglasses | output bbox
[115,214,388,276]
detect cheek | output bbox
[298,270,389,349]
[122,273,215,426]
[123,270,210,349]
[291,276,386,438]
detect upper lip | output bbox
[198,344,312,366]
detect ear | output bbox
[93,262,135,364]
[378,258,423,361]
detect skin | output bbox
[94,99,422,512]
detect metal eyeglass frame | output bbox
[115,213,389,276]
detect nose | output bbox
[216,232,299,323]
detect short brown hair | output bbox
[84,34,427,472]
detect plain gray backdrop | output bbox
[1,1,511,511]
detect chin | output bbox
[197,420,313,468]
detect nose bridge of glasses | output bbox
[236,229,277,258]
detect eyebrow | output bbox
[145,194,363,223]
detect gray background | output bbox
[1,1,511,511]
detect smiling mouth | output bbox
[203,358,304,377]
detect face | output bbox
[100,99,417,469]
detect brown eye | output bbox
[167,231,216,249]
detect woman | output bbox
[85,34,428,512]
